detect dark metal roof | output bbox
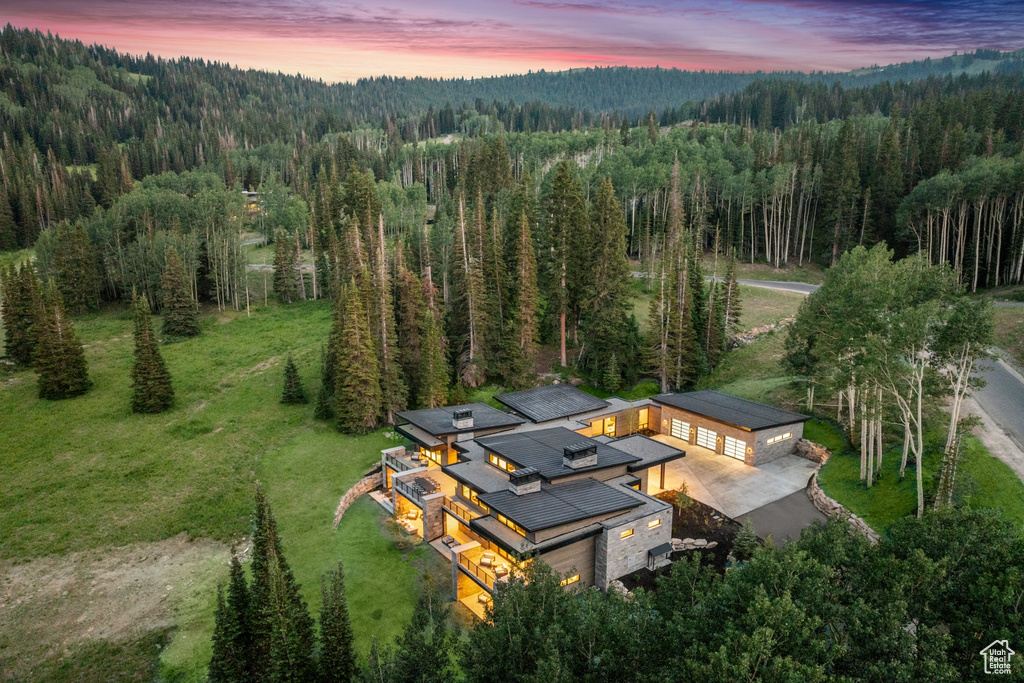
[476,427,640,481]
[494,384,611,423]
[607,435,686,472]
[397,403,525,437]
[649,542,674,557]
[478,478,643,532]
[652,390,810,431]
[395,423,444,449]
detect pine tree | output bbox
[249,483,317,683]
[53,221,100,315]
[417,306,449,409]
[34,280,90,400]
[372,217,407,425]
[313,345,334,420]
[0,185,17,251]
[721,252,742,334]
[319,561,356,683]
[333,278,382,434]
[162,247,200,337]
[449,195,487,387]
[280,354,307,405]
[209,555,253,683]
[603,353,622,394]
[394,252,425,407]
[130,291,174,413]
[389,587,458,683]
[1,263,40,365]
[273,230,297,304]
[505,210,540,386]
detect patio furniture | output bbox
[414,476,439,493]
[477,592,492,604]
[442,535,456,547]
[480,552,495,567]
[406,509,420,520]
[494,563,509,577]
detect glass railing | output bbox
[443,496,482,521]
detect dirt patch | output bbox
[0,534,228,678]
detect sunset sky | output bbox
[6,0,1023,81]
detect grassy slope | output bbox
[0,300,429,679]
[992,307,1024,366]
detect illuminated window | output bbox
[461,484,489,513]
[560,574,580,586]
[766,432,793,445]
[648,519,661,529]
[488,453,515,472]
[620,528,634,539]
[497,513,525,536]
[638,408,649,431]
[420,446,442,465]
[603,416,616,437]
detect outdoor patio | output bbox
[648,434,819,518]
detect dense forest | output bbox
[4,25,1024,427]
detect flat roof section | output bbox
[495,384,611,423]
[652,390,810,431]
[476,427,640,481]
[397,402,525,437]
[395,423,444,449]
[606,435,686,472]
[479,477,643,533]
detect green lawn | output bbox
[0,300,432,679]
[734,285,806,332]
[815,417,1024,533]
[992,307,1024,367]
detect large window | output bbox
[602,416,616,437]
[488,453,515,472]
[638,408,649,431]
[461,484,489,512]
[670,418,689,441]
[723,436,746,460]
[696,427,717,450]
[420,446,443,465]
[497,513,526,536]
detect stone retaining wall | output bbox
[795,438,831,464]
[333,464,383,529]
[807,472,881,545]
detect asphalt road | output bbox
[974,356,1024,454]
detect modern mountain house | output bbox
[376,384,808,615]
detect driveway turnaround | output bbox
[649,435,820,519]
[737,490,828,547]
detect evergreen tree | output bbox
[448,195,488,387]
[619,118,631,147]
[34,280,90,400]
[581,178,631,385]
[417,306,449,409]
[371,218,407,424]
[162,247,201,337]
[249,483,317,683]
[130,291,174,413]
[389,587,458,683]
[646,110,659,144]
[721,253,742,334]
[333,278,382,434]
[319,561,356,683]
[209,555,254,683]
[52,221,100,315]
[280,354,307,405]
[603,353,622,394]
[0,185,17,252]
[1,262,40,366]
[313,345,334,420]
[394,252,425,406]
[274,230,297,304]
[505,210,540,386]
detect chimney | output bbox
[508,466,541,496]
[563,442,598,470]
[452,408,474,430]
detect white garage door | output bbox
[670,418,689,441]
[696,427,716,450]
[723,436,746,460]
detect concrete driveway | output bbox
[648,435,820,519]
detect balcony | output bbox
[443,496,483,523]
[383,447,421,474]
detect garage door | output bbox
[670,418,689,441]
[723,436,746,460]
[696,427,716,450]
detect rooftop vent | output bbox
[563,442,598,470]
[508,466,541,496]
[452,408,473,430]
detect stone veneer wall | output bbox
[332,465,383,529]
[595,505,673,589]
[807,472,881,545]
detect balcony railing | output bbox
[383,450,418,474]
[444,496,482,522]
[457,553,496,590]
[393,477,424,506]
